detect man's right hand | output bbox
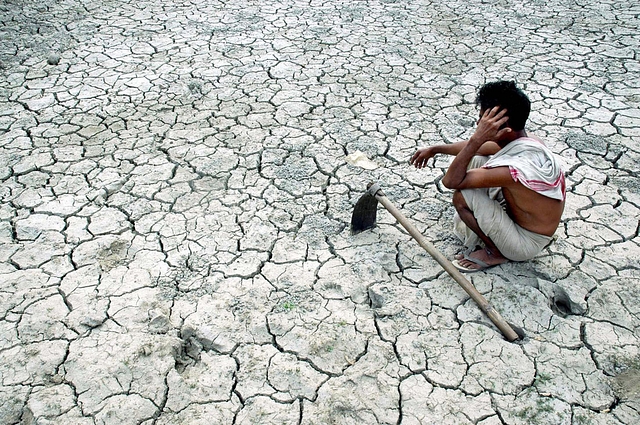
[410,147,436,169]
[470,107,511,145]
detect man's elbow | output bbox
[441,177,457,189]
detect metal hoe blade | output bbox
[350,183,380,234]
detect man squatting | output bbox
[410,81,566,272]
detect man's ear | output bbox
[499,127,513,139]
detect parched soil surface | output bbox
[1,0,639,424]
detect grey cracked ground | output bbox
[1,0,639,424]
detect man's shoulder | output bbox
[486,136,563,170]
[506,137,556,158]
[511,136,545,147]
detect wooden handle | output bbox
[375,191,520,342]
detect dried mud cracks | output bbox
[1,0,639,424]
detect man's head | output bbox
[475,81,530,131]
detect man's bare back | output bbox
[501,181,564,237]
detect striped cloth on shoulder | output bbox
[483,137,566,201]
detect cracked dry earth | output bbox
[0,0,639,424]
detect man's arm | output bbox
[444,166,516,190]
[442,107,512,189]
[410,140,501,169]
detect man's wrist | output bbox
[468,136,485,146]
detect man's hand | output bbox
[410,147,436,169]
[471,106,512,145]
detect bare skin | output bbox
[410,107,565,270]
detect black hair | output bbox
[475,81,531,131]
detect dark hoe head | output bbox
[506,322,526,341]
[351,191,379,235]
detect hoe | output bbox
[351,182,522,342]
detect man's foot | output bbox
[452,248,508,273]
[453,246,481,261]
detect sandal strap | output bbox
[463,253,490,269]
